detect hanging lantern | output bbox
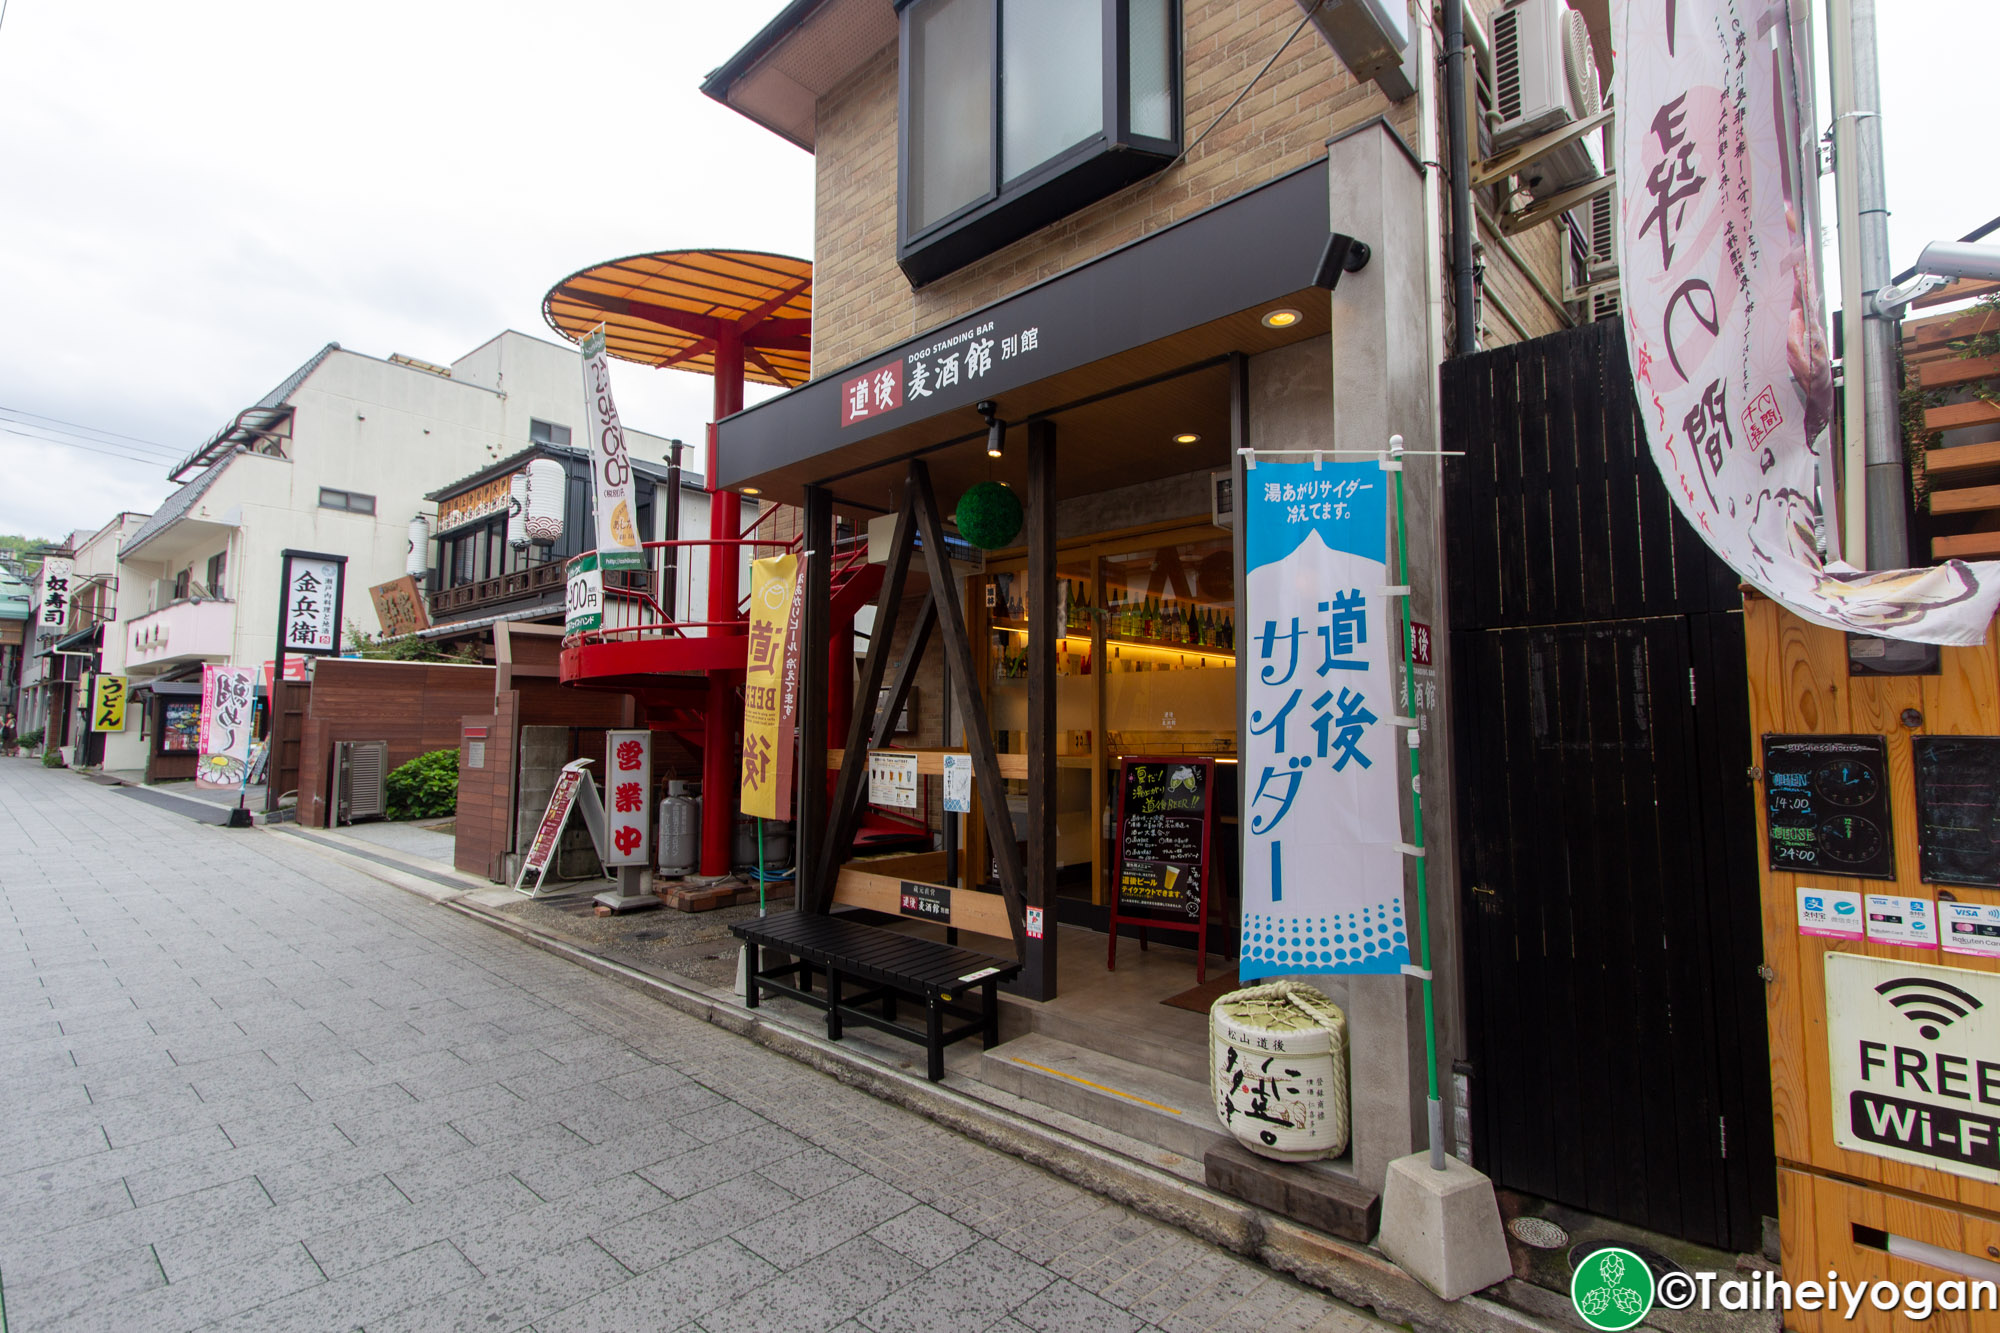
[524,458,566,541]
[954,481,1023,551]
[405,514,430,578]
[507,473,531,548]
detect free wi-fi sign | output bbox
[1828,953,2000,1184]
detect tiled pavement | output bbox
[0,763,1389,1332]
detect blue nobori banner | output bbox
[1239,459,1408,980]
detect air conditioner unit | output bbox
[1491,0,1602,199]
[334,740,388,824]
[1564,184,1622,321]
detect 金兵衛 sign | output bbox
[1612,0,2000,643]
[1827,952,2000,1185]
[1239,459,1408,980]
[279,551,345,655]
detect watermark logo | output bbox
[1571,1246,1656,1331]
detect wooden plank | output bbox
[1933,529,2000,559]
[1517,337,1557,622]
[1911,276,2000,310]
[1925,439,2000,486]
[830,867,1015,944]
[1927,482,2000,514]
[1913,304,2000,347]
[1916,351,2000,389]
[1564,625,1623,1222]
[852,851,946,882]
[1924,399,2000,432]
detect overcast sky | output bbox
[0,1,1989,542]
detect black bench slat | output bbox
[731,910,1021,1080]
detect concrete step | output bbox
[999,993,1213,1084]
[980,1032,1229,1162]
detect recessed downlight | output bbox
[1173,432,1201,445]
[1261,307,1303,329]
[740,486,762,496]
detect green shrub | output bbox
[41,748,65,768]
[18,728,44,750]
[386,748,458,820]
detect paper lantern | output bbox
[405,515,430,578]
[507,473,531,547]
[954,481,1022,550]
[524,458,566,541]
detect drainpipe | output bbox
[1443,0,1478,356]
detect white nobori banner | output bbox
[580,328,643,573]
[1613,0,2000,644]
[1239,459,1409,981]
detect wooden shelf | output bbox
[1926,439,2000,488]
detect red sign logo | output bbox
[841,362,903,427]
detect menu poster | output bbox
[1112,758,1213,926]
[1761,735,1896,880]
[1913,736,2000,889]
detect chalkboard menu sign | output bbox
[1109,757,1216,981]
[1761,734,1896,880]
[1913,736,2000,888]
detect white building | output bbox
[102,330,695,776]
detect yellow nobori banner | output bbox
[740,553,805,821]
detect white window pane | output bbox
[910,0,995,231]
[1000,0,1102,182]
[1127,0,1174,140]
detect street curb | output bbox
[430,892,1559,1333]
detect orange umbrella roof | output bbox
[542,249,812,389]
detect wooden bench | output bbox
[731,910,1020,1081]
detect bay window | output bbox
[898,0,1181,287]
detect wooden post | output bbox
[796,485,833,911]
[908,460,1031,960]
[1022,419,1060,999]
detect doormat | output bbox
[1161,969,1240,1014]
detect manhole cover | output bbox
[1508,1217,1570,1249]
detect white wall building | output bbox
[103,330,697,775]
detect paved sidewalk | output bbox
[0,761,1389,1333]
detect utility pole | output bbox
[1827,0,1907,569]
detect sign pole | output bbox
[1387,435,1444,1170]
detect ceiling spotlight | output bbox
[978,399,1006,458]
[1173,432,1201,445]
[1261,308,1303,329]
[740,486,762,496]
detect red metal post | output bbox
[698,332,747,877]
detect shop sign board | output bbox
[279,550,345,655]
[160,698,201,753]
[1613,0,2000,643]
[515,758,596,896]
[580,329,643,572]
[603,729,651,867]
[436,472,521,535]
[740,554,802,821]
[565,552,602,635]
[1112,758,1212,924]
[840,318,1043,428]
[1760,735,1896,880]
[1239,458,1407,979]
[38,557,72,629]
[1827,952,2000,1184]
[899,880,950,922]
[90,674,127,733]
[1913,737,2000,888]
[868,751,919,810]
[369,575,431,639]
[198,664,255,787]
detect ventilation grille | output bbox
[339,741,388,822]
[1590,287,1621,323]
[1563,11,1600,119]
[1493,7,1524,123]
[1589,189,1615,265]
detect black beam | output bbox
[1021,418,1059,999]
[796,485,833,912]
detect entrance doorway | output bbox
[1442,320,1776,1252]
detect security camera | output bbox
[1873,242,2000,317]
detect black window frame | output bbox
[895,0,1182,288]
[318,487,377,515]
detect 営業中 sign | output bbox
[279,550,345,655]
[603,729,652,867]
[1827,952,2000,1185]
[580,329,643,572]
[1240,458,1407,980]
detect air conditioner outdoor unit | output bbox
[334,740,388,824]
[1564,184,1622,321]
[1491,0,1602,199]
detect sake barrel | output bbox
[1210,980,1350,1161]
